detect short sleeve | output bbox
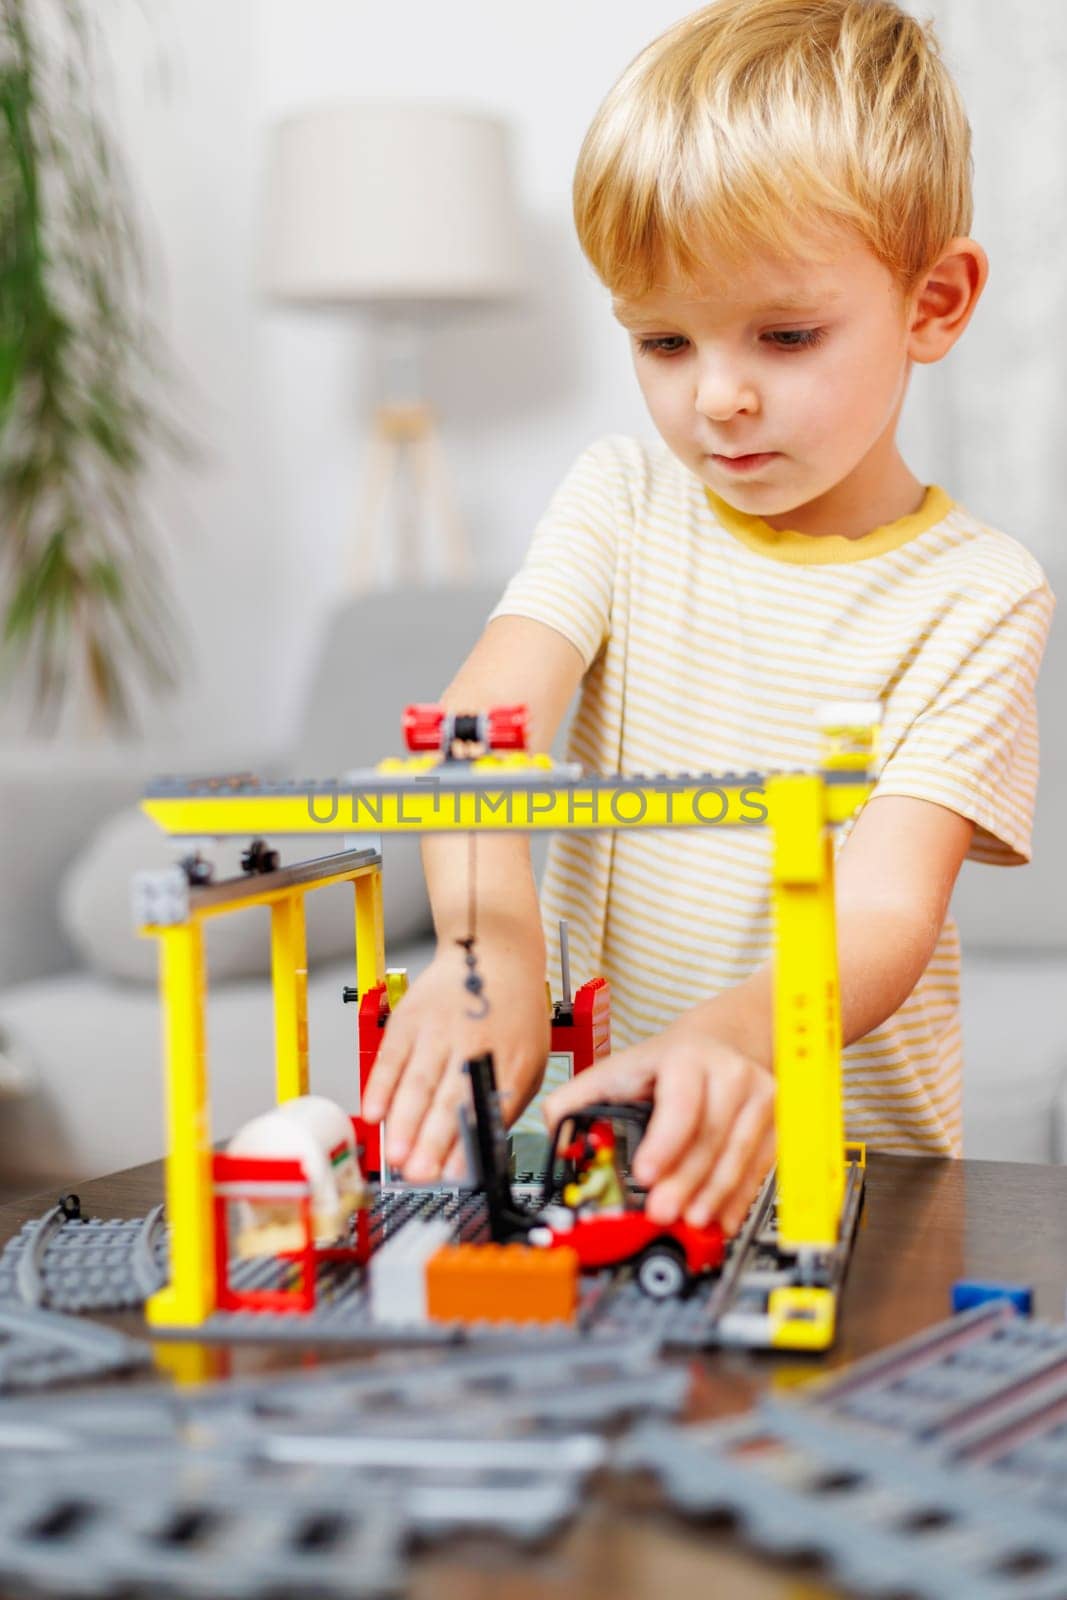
[874,580,1055,864]
[488,438,623,668]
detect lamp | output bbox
[260,102,525,588]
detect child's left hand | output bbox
[542,1005,776,1236]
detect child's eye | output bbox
[763,327,827,351]
[635,336,688,357]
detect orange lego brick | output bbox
[426,1243,579,1325]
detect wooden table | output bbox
[3,1152,1065,1599]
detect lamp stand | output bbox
[350,319,474,590]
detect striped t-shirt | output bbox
[491,435,1055,1157]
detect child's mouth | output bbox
[712,452,780,473]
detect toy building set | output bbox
[2,701,1061,1600]
[0,699,880,1351]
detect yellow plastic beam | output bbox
[355,867,386,998]
[271,894,309,1101]
[141,779,772,838]
[767,774,845,1253]
[145,922,215,1328]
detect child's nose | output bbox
[694,359,759,420]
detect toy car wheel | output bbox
[636,1243,688,1300]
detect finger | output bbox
[443,1139,468,1183]
[642,1070,724,1225]
[630,1054,709,1191]
[382,1036,450,1168]
[718,1125,776,1236]
[361,1014,415,1124]
[707,1125,775,1238]
[683,1083,775,1230]
[542,1042,657,1129]
[402,1059,469,1183]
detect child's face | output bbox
[613,228,917,533]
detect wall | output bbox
[4,0,1056,754]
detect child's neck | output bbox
[761,445,925,541]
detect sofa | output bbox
[0,578,1063,1189]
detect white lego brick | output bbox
[368,1217,453,1325]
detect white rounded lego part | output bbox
[226,1094,365,1255]
[538,1205,576,1233]
[815,700,884,730]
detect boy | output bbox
[363,0,1054,1235]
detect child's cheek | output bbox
[786,356,860,449]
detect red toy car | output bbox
[463,1055,726,1300]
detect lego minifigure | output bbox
[561,1123,624,1213]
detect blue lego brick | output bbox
[951,1279,1033,1315]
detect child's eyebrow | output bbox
[758,292,843,312]
[612,289,844,324]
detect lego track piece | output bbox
[0,1467,407,1600]
[131,1203,167,1299]
[0,1337,684,1452]
[0,1305,151,1393]
[1,1435,605,1544]
[0,1337,682,1596]
[579,1161,864,1350]
[621,1407,1067,1600]
[619,1305,1067,1600]
[1,1334,680,1435]
[809,1297,1019,1405]
[0,1204,168,1313]
[796,1302,1067,1513]
[13,1201,65,1306]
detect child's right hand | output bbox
[360,937,551,1183]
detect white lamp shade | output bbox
[260,102,526,307]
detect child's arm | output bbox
[544,794,975,1233]
[362,615,585,1181]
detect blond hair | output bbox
[574,0,972,298]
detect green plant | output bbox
[1,0,182,731]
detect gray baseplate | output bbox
[621,1299,1067,1600]
[0,1164,864,1351]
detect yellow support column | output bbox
[354,865,386,998]
[271,892,309,1102]
[767,773,845,1256]
[145,921,216,1328]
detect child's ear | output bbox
[907,238,989,364]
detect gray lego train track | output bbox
[0,1336,682,1599]
[0,1465,406,1599]
[0,1200,167,1311]
[619,1301,1067,1600]
[581,1159,865,1349]
[0,1168,864,1351]
[0,1334,684,1438]
[0,1305,151,1393]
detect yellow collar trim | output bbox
[705,483,953,564]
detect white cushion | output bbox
[0,940,435,1183]
[58,805,432,986]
